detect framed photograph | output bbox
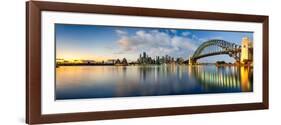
[26,1,269,124]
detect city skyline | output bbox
[56,24,253,63]
[56,51,187,65]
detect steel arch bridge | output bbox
[190,39,241,64]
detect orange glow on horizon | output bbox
[57,52,114,62]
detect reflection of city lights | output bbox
[190,65,252,92]
[240,66,251,92]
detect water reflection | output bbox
[56,65,253,100]
[188,65,252,92]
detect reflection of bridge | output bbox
[189,37,253,64]
[189,66,253,92]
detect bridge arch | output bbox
[190,39,241,64]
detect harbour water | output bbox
[55,65,253,100]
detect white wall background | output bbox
[0,0,279,124]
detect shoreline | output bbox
[56,63,253,67]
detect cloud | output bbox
[171,36,197,51]
[210,36,223,40]
[116,30,198,59]
[170,29,177,34]
[182,31,191,36]
[191,34,199,40]
[115,30,127,36]
[117,37,134,51]
[199,38,207,42]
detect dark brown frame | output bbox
[26,1,269,124]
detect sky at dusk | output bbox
[55,24,253,63]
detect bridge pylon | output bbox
[189,57,196,65]
[240,37,253,64]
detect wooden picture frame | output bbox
[26,1,269,124]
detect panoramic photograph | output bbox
[55,24,253,100]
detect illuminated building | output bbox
[240,37,253,64]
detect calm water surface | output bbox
[56,65,253,100]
